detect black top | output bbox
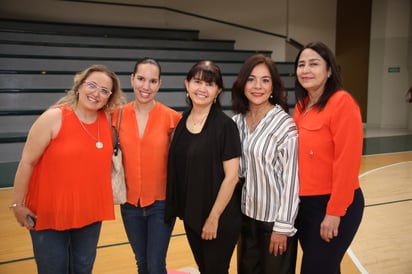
[165,104,242,235]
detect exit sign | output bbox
[388,67,400,73]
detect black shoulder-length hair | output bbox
[231,54,288,114]
[294,41,343,113]
[185,60,224,108]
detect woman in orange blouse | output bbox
[10,65,124,274]
[115,58,181,274]
[292,42,364,274]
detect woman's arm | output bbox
[322,91,363,241]
[11,108,62,229]
[201,157,240,240]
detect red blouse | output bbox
[293,90,363,216]
[25,106,115,230]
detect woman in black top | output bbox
[166,60,242,274]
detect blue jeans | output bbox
[29,222,102,274]
[121,200,175,274]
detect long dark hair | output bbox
[294,41,343,113]
[185,60,223,108]
[231,54,288,114]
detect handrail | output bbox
[62,0,303,48]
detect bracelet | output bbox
[8,203,24,209]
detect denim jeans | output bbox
[121,200,175,274]
[29,222,102,274]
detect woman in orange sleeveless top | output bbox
[115,58,181,274]
[10,65,124,274]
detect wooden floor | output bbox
[1,151,411,273]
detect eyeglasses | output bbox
[83,81,112,97]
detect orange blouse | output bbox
[116,102,181,207]
[293,90,363,216]
[25,106,115,230]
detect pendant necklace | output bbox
[75,111,103,149]
[191,113,208,128]
[189,112,208,133]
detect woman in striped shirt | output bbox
[232,54,300,274]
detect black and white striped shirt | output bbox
[233,105,299,236]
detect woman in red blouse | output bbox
[10,65,124,274]
[292,42,365,274]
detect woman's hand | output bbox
[320,214,341,242]
[12,205,36,230]
[269,232,287,256]
[201,214,219,240]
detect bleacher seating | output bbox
[0,19,296,187]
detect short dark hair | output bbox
[185,60,223,108]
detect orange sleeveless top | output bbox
[116,102,181,207]
[25,106,115,230]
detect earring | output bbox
[214,97,217,104]
[186,93,189,98]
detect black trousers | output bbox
[297,188,364,274]
[237,215,298,274]
[184,221,240,274]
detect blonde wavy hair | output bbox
[56,64,126,112]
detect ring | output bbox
[279,246,283,249]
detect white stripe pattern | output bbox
[233,105,300,236]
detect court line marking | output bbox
[0,233,188,265]
[347,248,368,274]
[359,161,411,177]
[348,161,412,274]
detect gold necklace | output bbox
[75,112,103,149]
[190,113,208,128]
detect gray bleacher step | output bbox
[0,57,293,75]
[0,31,236,51]
[0,19,200,40]
[0,73,238,90]
[0,43,271,62]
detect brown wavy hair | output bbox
[231,54,288,114]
